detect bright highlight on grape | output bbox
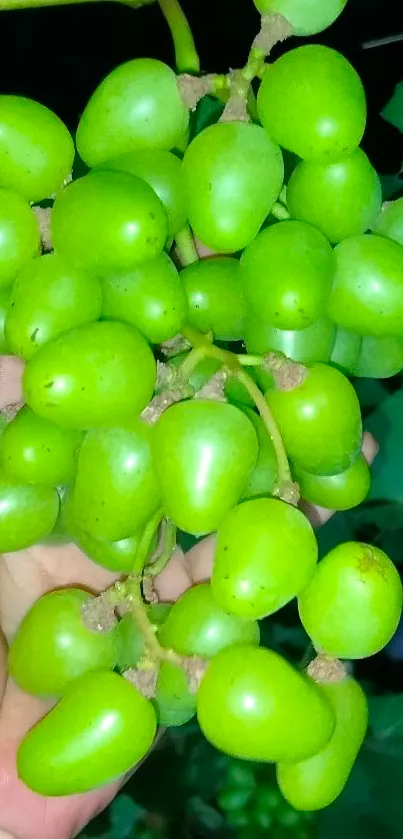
[0,0,401,818]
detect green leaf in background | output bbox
[365,387,403,503]
[367,693,403,756]
[188,95,224,142]
[381,81,403,133]
[380,170,403,201]
[110,794,145,839]
[354,378,390,416]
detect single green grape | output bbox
[257,45,366,160]
[212,498,318,620]
[117,605,171,671]
[17,670,157,796]
[373,196,403,246]
[64,500,147,573]
[0,473,59,552]
[328,234,403,336]
[152,400,258,535]
[71,422,160,541]
[0,95,74,202]
[240,408,278,500]
[94,148,187,238]
[76,58,189,167]
[23,321,156,430]
[9,588,119,697]
[153,660,196,727]
[294,454,370,511]
[0,188,40,288]
[240,221,335,330]
[180,257,244,340]
[298,542,403,658]
[266,363,362,475]
[330,327,362,376]
[0,406,82,486]
[244,311,336,365]
[287,149,382,244]
[101,253,188,344]
[5,253,102,360]
[183,122,283,252]
[353,334,403,379]
[197,645,334,762]
[159,582,260,658]
[52,171,168,275]
[0,287,10,353]
[277,677,368,810]
[253,0,348,36]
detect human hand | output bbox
[0,354,378,839]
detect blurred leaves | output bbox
[381,81,403,133]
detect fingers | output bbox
[0,357,24,411]
[0,630,7,706]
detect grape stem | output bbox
[128,578,181,663]
[131,508,165,575]
[158,0,200,73]
[236,354,263,367]
[180,323,293,489]
[174,224,199,266]
[145,519,178,577]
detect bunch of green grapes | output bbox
[0,0,402,817]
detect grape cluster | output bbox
[0,0,402,816]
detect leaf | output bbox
[354,377,389,416]
[189,95,224,142]
[109,794,144,839]
[380,170,403,201]
[382,82,403,133]
[365,387,403,502]
[368,694,403,753]
[187,796,225,831]
[316,511,355,556]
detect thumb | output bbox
[0,357,24,412]
[0,629,7,706]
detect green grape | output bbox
[330,327,362,376]
[0,188,40,288]
[5,253,102,361]
[71,422,160,541]
[101,253,188,344]
[298,542,403,658]
[159,582,260,658]
[183,122,283,252]
[240,409,278,500]
[152,400,258,535]
[277,677,368,810]
[0,406,82,486]
[353,334,403,379]
[244,311,336,365]
[257,46,366,160]
[9,588,119,697]
[212,498,318,620]
[224,375,257,408]
[95,148,187,238]
[67,515,145,574]
[0,95,74,202]
[0,473,59,551]
[373,196,403,246]
[266,363,362,475]
[180,257,244,340]
[253,0,348,36]
[328,234,403,336]
[23,321,156,430]
[197,645,334,762]
[294,455,370,511]
[17,670,157,795]
[218,785,253,812]
[0,287,10,352]
[153,660,196,727]
[287,150,382,244]
[117,605,171,671]
[240,221,335,330]
[52,171,168,275]
[76,58,189,167]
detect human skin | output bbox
[0,354,378,839]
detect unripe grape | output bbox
[183,122,283,252]
[294,454,370,511]
[76,58,189,166]
[353,334,403,379]
[253,0,348,36]
[197,645,334,762]
[0,188,40,289]
[298,542,403,658]
[0,473,59,552]
[258,46,366,160]
[277,677,368,810]
[244,312,336,365]
[373,196,403,247]
[0,95,74,202]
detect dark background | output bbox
[0,0,402,174]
